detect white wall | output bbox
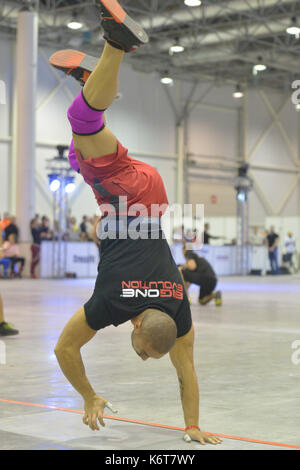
[1,37,300,242]
[186,83,300,226]
[246,88,300,222]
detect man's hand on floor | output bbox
[184,428,223,445]
[83,395,118,431]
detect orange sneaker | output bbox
[49,50,97,85]
[99,0,148,52]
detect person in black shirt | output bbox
[40,216,53,241]
[265,226,280,274]
[179,245,222,306]
[203,223,222,245]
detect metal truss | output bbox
[1,0,300,90]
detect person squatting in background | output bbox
[179,245,222,307]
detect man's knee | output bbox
[67,90,105,136]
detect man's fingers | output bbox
[83,413,88,426]
[207,435,223,444]
[207,437,219,445]
[91,412,100,431]
[98,412,105,428]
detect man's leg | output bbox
[8,258,15,277]
[0,295,4,324]
[198,277,222,306]
[16,258,25,277]
[72,43,124,160]
[83,43,124,112]
[269,252,275,274]
[31,245,40,278]
[51,1,148,163]
[273,248,280,274]
[0,295,19,336]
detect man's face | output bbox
[131,331,164,361]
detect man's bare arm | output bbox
[54,307,110,430]
[169,325,222,445]
[54,307,97,400]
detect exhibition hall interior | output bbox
[0,0,300,452]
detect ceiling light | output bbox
[67,12,83,30]
[253,64,267,72]
[253,57,267,75]
[233,85,244,99]
[67,20,83,30]
[161,76,174,85]
[287,26,300,35]
[184,0,202,6]
[286,17,300,37]
[170,44,185,54]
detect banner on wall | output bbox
[40,242,99,278]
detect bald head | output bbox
[131,309,177,359]
[142,310,177,354]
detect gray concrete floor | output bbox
[0,275,300,450]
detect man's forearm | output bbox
[178,365,199,427]
[55,347,96,401]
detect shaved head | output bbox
[139,309,177,355]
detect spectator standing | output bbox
[203,223,223,245]
[40,216,53,241]
[30,218,42,279]
[68,217,80,241]
[79,216,89,241]
[284,232,296,272]
[250,226,264,245]
[265,226,280,275]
